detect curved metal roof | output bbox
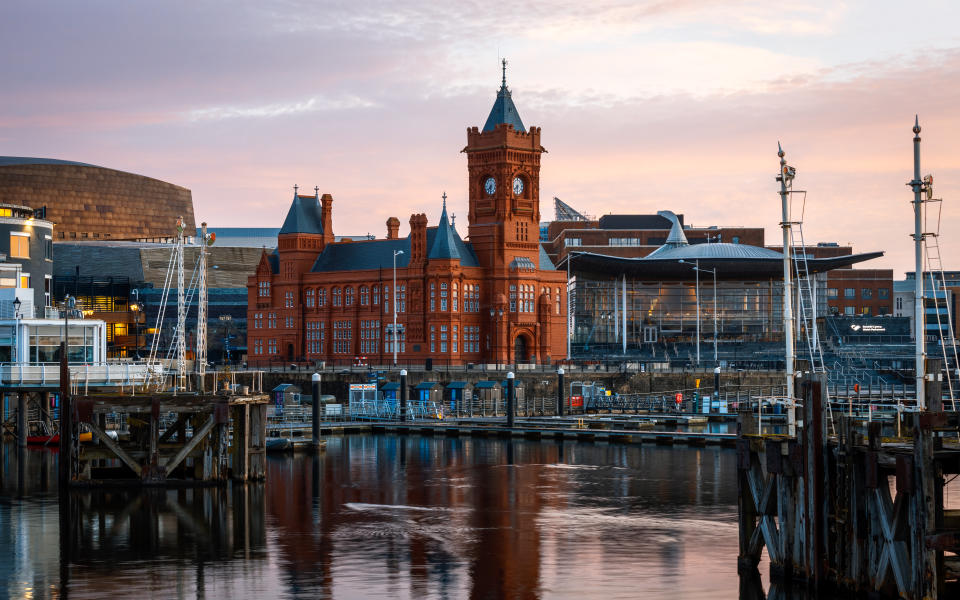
[0,156,99,168]
[561,248,885,280]
[646,242,784,261]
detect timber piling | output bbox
[737,372,960,598]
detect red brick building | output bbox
[247,71,567,366]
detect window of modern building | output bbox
[565,237,582,247]
[896,297,903,310]
[878,288,890,299]
[879,305,889,315]
[844,306,855,315]
[861,288,872,299]
[826,288,838,299]
[844,288,855,299]
[9,233,29,259]
[861,306,871,315]
[609,238,640,246]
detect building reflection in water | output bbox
[2,437,884,599]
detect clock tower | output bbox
[464,60,544,271]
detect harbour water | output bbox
[4,434,939,599]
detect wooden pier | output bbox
[737,373,960,598]
[62,392,269,486]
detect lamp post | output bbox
[12,296,21,363]
[393,250,404,367]
[680,260,718,367]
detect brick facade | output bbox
[247,79,567,367]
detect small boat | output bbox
[26,431,94,445]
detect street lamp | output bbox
[12,297,21,363]
[679,260,718,367]
[392,250,404,366]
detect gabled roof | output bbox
[475,380,500,389]
[415,381,442,390]
[482,63,526,133]
[267,251,279,274]
[280,192,324,235]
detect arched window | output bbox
[305,288,315,308]
[332,287,342,307]
[440,282,448,311]
[372,286,379,305]
[318,288,327,307]
[452,282,459,312]
[345,286,354,306]
[360,286,369,305]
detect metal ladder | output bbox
[923,192,959,409]
[787,191,834,433]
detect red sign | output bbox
[570,395,583,408]
[675,393,683,405]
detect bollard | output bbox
[311,373,321,450]
[399,369,407,422]
[507,372,515,429]
[713,366,721,413]
[557,367,565,417]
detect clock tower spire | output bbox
[464,63,544,270]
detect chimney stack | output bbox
[386,217,400,240]
[320,193,334,245]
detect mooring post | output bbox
[58,342,71,490]
[16,393,27,449]
[925,358,943,414]
[399,369,407,422]
[557,367,565,417]
[311,372,321,450]
[507,371,516,429]
[802,373,827,587]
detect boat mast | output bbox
[909,117,927,409]
[777,143,796,405]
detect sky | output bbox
[2,0,959,276]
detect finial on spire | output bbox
[777,141,784,159]
[501,58,507,88]
[314,185,319,195]
[294,184,299,195]
[913,115,921,135]
[442,191,447,210]
[451,213,456,227]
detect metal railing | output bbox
[0,362,152,388]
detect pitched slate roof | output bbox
[279,192,324,235]
[482,65,526,133]
[311,206,479,272]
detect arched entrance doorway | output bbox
[514,335,530,364]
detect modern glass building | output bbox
[561,214,882,364]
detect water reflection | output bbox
[0,437,865,599]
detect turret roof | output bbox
[279,189,324,235]
[482,60,526,133]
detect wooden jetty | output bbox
[63,392,269,486]
[737,372,960,598]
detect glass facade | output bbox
[569,275,827,358]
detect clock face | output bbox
[484,177,496,195]
[513,176,524,195]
